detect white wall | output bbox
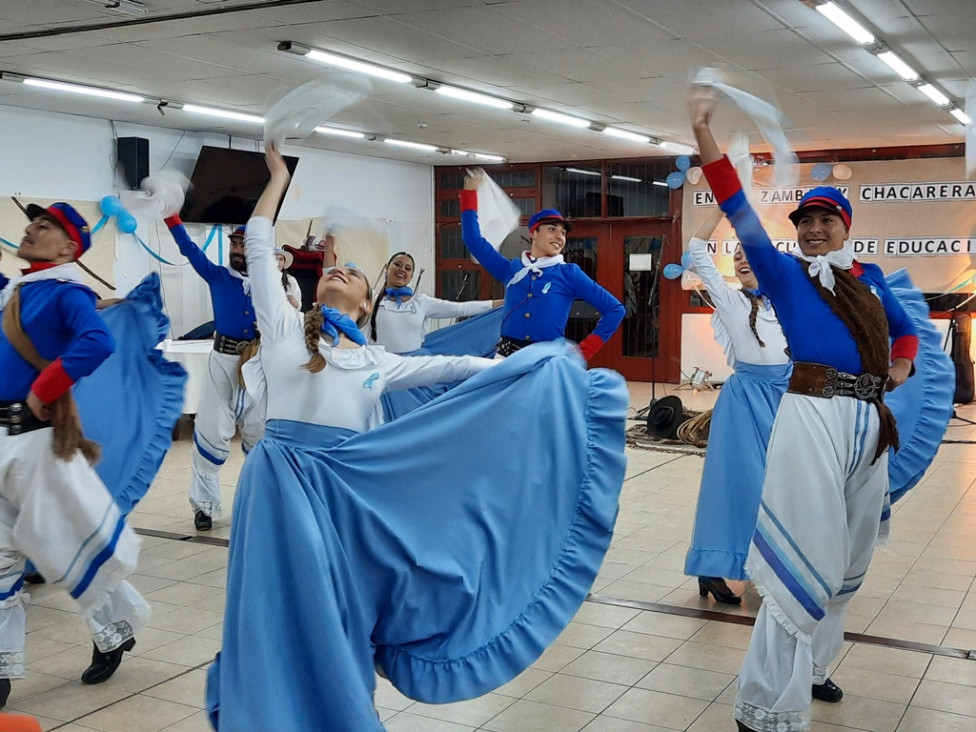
[0,105,434,338]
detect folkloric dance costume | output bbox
[683,237,791,584]
[369,289,495,354]
[460,191,625,359]
[205,216,629,731]
[164,217,263,522]
[0,253,150,690]
[702,157,942,732]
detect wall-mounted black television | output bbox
[179,146,299,225]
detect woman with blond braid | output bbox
[683,210,791,605]
[207,145,630,731]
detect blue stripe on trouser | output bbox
[753,526,825,622]
[0,575,25,601]
[71,514,127,600]
[194,432,227,466]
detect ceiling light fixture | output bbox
[611,174,643,183]
[277,42,413,84]
[182,104,264,124]
[531,108,591,129]
[564,167,601,176]
[314,126,365,139]
[435,85,513,110]
[22,77,145,103]
[814,1,875,44]
[949,107,971,125]
[662,141,697,155]
[916,83,950,106]
[876,50,919,81]
[384,138,439,152]
[603,127,653,144]
[652,180,668,188]
[473,152,506,162]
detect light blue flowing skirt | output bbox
[684,361,791,581]
[75,273,187,514]
[206,341,627,731]
[381,307,503,421]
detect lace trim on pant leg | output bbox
[735,695,810,732]
[0,651,25,679]
[92,620,135,653]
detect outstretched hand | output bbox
[463,169,484,190]
[687,86,718,129]
[265,142,291,181]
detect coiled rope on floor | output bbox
[675,409,712,448]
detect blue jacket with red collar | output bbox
[460,190,624,358]
[702,156,917,374]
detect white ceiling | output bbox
[0,0,971,165]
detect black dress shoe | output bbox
[194,510,212,531]
[812,677,843,702]
[698,576,741,605]
[81,638,135,685]
[23,570,46,584]
[0,678,10,708]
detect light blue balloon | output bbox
[662,263,684,280]
[666,171,686,189]
[681,250,693,269]
[117,210,138,234]
[811,163,832,182]
[675,155,691,171]
[100,195,124,216]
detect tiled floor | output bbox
[6,383,976,731]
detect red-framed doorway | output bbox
[565,219,683,382]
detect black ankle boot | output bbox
[194,510,212,531]
[0,677,10,708]
[698,576,741,605]
[81,638,135,684]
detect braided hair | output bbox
[369,251,415,342]
[740,290,767,348]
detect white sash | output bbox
[508,253,564,287]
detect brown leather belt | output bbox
[0,400,48,435]
[214,334,257,356]
[788,362,885,401]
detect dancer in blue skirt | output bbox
[683,211,791,605]
[206,145,629,731]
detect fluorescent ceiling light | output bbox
[917,83,950,106]
[662,141,697,155]
[949,107,971,124]
[652,180,668,188]
[876,51,919,81]
[611,175,643,183]
[603,127,652,144]
[565,167,601,176]
[183,104,264,124]
[23,77,144,103]
[315,126,365,139]
[384,138,438,152]
[473,152,506,162]
[816,2,875,44]
[531,108,591,128]
[304,49,412,84]
[435,85,512,110]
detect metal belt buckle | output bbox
[235,340,247,355]
[853,373,879,400]
[822,366,838,398]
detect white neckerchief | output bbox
[227,266,251,296]
[793,241,855,295]
[0,262,86,309]
[508,252,564,286]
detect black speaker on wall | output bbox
[117,137,149,189]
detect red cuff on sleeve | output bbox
[578,334,605,361]
[701,156,742,204]
[164,214,183,229]
[891,334,919,363]
[460,189,478,212]
[31,357,75,404]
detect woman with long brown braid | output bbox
[683,211,791,605]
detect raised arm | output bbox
[687,206,739,312]
[163,215,223,282]
[459,173,515,283]
[245,144,299,342]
